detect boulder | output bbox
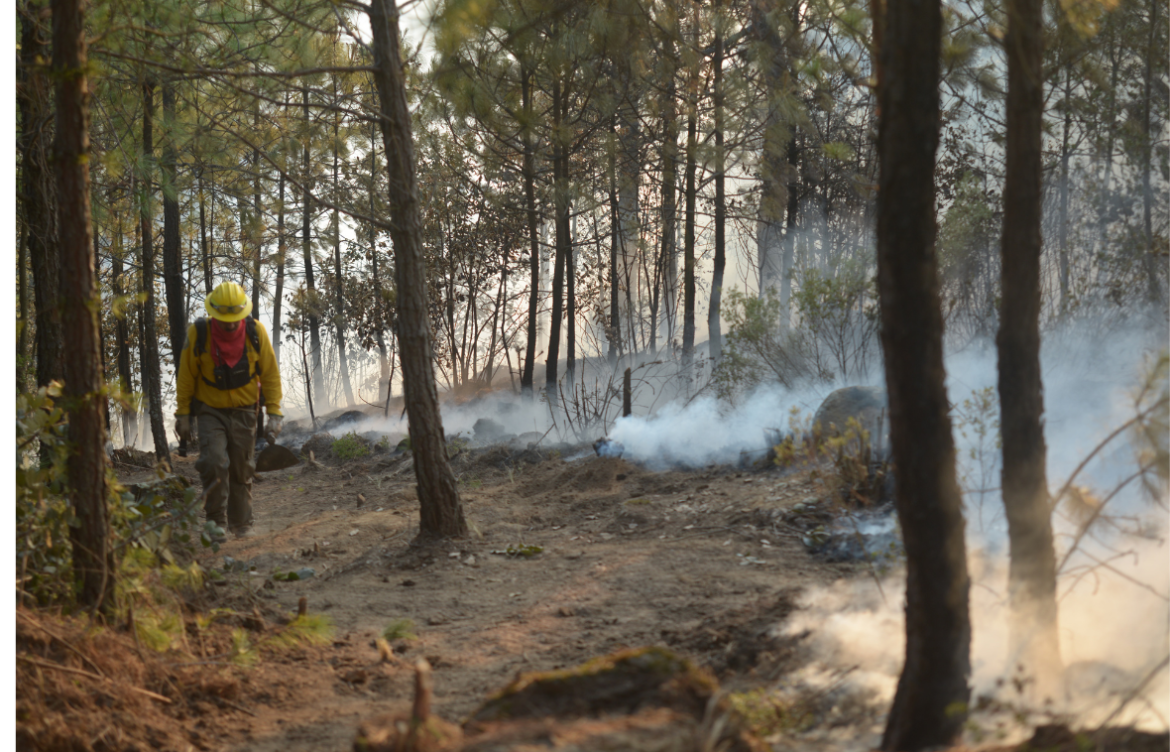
[813,386,887,441]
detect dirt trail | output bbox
[139,445,867,751]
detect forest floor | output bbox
[17,422,1168,752]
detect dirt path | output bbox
[146,446,867,751]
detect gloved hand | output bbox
[175,414,191,442]
[265,414,283,445]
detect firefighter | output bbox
[174,281,283,540]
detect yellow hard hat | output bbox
[205,281,253,322]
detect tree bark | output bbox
[1057,68,1071,310]
[370,117,389,401]
[162,82,185,373]
[682,82,698,375]
[368,0,467,538]
[113,235,136,447]
[1141,0,1161,308]
[199,169,212,293]
[141,82,171,464]
[302,88,328,409]
[708,0,726,364]
[608,117,622,366]
[54,0,114,612]
[546,76,568,402]
[332,87,356,408]
[997,0,1062,696]
[876,0,970,745]
[251,106,262,319]
[273,170,286,365]
[21,0,63,390]
[752,0,789,299]
[521,65,540,393]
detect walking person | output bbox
[174,281,284,540]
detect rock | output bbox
[321,410,367,433]
[300,432,336,460]
[472,418,506,444]
[813,386,888,441]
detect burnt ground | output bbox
[18,437,1168,752]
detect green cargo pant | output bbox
[195,405,257,531]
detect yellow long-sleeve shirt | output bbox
[175,319,283,417]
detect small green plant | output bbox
[376,435,391,451]
[268,613,334,648]
[501,544,544,558]
[382,618,418,641]
[726,688,812,735]
[332,432,370,461]
[460,476,483,489]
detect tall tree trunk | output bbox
[997,0,1062,696]
[546,77,567,401]
[566,201,576,386]
[162,82,185,372]
[681,73,698,375]
[521,65,540,393]
[653,63,679,356]
[370,117,389,401]
[1057,68,1071,310]
[199,169,212,293]
[19,222,30,391]
[708,0,726,364]
[273,170,286,365]
[302,88,328,409]
[877,0,970,745]
[752,0,788,298]
[113,233,136,447]
[141,82,170,464]
[54,0,114,612]
[21,0,63,390]
[332,90,356,407]
[1141,0,1161,308]
[368,0,467,538]
[608,117,622,366]
[251,106,262,318]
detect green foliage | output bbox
[952,386,1002,530]
[268,614,335,649]
[16,384,75,605]
[726,688,811,735]
[382,618,418,641]
[331,432,370,461]
[17,383,215,607]
[774,412,888,508]
[791,261,881,383]
[712,288,812,399]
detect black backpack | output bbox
[193,316,262,390]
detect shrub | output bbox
[331,432,370,461]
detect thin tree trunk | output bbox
[708,0,726,364]
[682,79,698,374]
[368,0,467,538]
[162,82,185,373]
[1057,68,1071,309]
[199,170,212,293]
[252,106,262,318]
[302,88,328,409]
[370,117,389,401]
[566,201,576,386]
[521,65,540,394]
[877,0,971,745]
[18,216,29,392]
[546,76,567,401]
[141,82,170,464]
[1141,0,1161,307]
[608,117,622,366]
[113,232,136,447]
[273,170,286,365]
[54,0,114,612]
[332,88,355,408]
[997,0,1062,697]
[21,0,63,390]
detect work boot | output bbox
[231,526,256,539]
